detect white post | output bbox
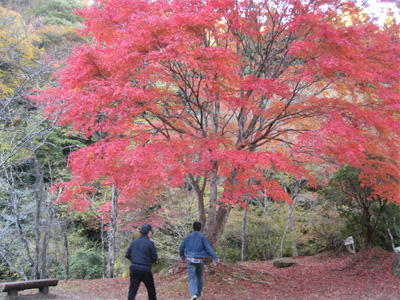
[344,236,356,254]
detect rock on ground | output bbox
[273,258,296,268]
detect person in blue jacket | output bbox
[125,224,158,300]
[179,221,218,300]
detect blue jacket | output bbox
[179,231,218,263]
[125,235,158,272]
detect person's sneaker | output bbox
[191,296,198,300]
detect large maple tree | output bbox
[37,0,400,245]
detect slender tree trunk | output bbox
[33,158,45,280]
[280,203,298,257]
[40,205,53,278]
[101,214,105,279]
[33,200,41,279]
[107,186,118,278]
[280,180,303,257]
[263,191,270,215]
[40,229,50,279]
[6,167,35,277]
[241,208,248,261]
[204,162,218,242]
[198,192,206,227]
[189,174,207,226]
[63,230,70,279]
[200,178,207,226]
[365,203,384,249]
[280,205,291,258]
[9,183,34,270]
[365,200,386,249]
[289,207,298,257]
[388,227,396,251]
[362,204,373,249]
[202,101,231,247]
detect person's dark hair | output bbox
[193,221,202,232]
[140,224,153,235]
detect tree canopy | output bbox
[37,0,400,244]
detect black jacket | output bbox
[125,234,158,272]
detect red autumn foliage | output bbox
[36,0,400,230]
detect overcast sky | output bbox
[86,0,399,24]
[360,0,400,24]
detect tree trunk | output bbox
[202,102,231,247]
[33,197,41,280]
[241,208,248,261]
[40,228,50,279]
[280,203,298,257]
[33,158,45,280]
[203,162,231,247]
[280,180,303,257]
[8,175,35,271]
[289,206,298,257]
[189,174,207,226]
[63,230,70,279]
[364,201,385,249]
[203,162,218,242]
[198,192,206,227]
[199,162,232,247]
[280,204,291,258]
[106,186,118,278]
[361,204,373,249]
[101,214,105,279]
[387,227,396,251]
[40,204,53,279]
[204,205,231,248]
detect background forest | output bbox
[0,0,400,283]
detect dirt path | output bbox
[4,249,399,300]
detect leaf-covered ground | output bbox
[6,248,400,299]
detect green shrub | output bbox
[322,166,389,249]
[297,206,346,254]
[70,249,103,279]
[217,206,283,261]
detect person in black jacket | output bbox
[125,224,158,300]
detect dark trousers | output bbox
[128,269,157,300]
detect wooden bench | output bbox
[0,279,58,297]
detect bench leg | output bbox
[7,290,18,297]
[39,286,49,294]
